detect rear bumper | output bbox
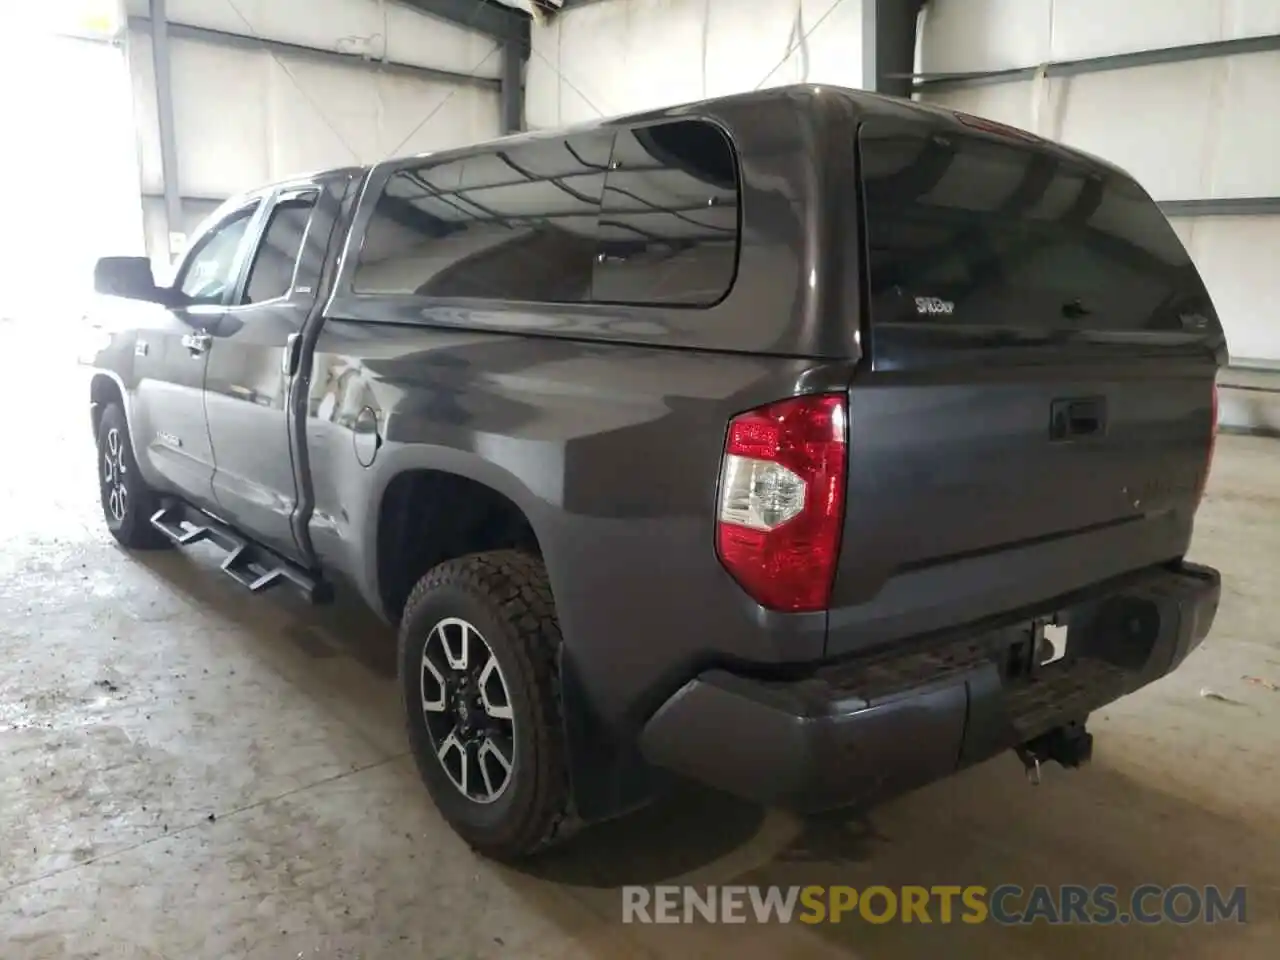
[638,561,1220,810]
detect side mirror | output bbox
[94,256,166,303]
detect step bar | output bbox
[150,501,332,603]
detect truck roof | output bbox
[371,83,1125,180]
[257,84,1122,196]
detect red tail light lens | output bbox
[715,394,847,612]
[1195,383,1218,507]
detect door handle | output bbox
[182,332,211,355]
[282,332,302,376]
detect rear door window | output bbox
[593,119,740,306]
[354,133,613,302]
[242,192,318,304]
[858,119,1211,333]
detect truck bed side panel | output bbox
[303,318,853,730]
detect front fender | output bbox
[86,332,144,472]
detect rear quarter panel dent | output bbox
[305,319,839,727]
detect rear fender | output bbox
[358,445,648,820]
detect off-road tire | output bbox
[399,550,574,860]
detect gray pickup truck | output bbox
[88,84,1224,860]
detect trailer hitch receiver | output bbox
[1016,722,1094,785]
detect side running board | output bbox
[150,502,332,603]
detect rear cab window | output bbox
[352,119,740,309]
[857,116,1219,339]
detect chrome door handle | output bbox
[182,332,211,355]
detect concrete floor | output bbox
[2,322,1278,958]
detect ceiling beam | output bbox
[397,0,530,46]
[148,0,183,261]
[1160,197,1280,218]
[500,39,526,134]
[869,0,928,98]
[914,32,1280,92]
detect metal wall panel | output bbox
[126,0,503,264]
[1203,52,1280,199]
[128,28,501,205]
[1050,0,1280,64]
[1048,53,1280,202]
[127,28,164,198]
[1180,216,1280,362]
[1055,59,1222,202]
[918,0,1050,75]
[526,0,866,128]
[921,0,1280,75]
[121,0,501,77]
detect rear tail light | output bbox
[715,394,847,612]
[1195,383,1218,507]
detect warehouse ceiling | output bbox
[397,0,527,42]
[490,0,566,16]
[398,0,574,39]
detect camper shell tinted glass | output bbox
[352,119,740,307]
[355,133,611,303]
[593,120,739,306]
[858,117,1221,338]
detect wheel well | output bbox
[90,374,124,437]
[376,470,543,621]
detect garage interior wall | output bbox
[123,0,504,269]
[530,0,1279,432]
[527,0,870,128]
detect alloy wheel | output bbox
[101,427,129,524]
[419,617,516,804]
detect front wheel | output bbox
[96,404,169,549]
[399,550,574,860]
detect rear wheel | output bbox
[399,550,574,860]
[96,404,169,549]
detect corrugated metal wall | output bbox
[122,0,505,265]
[527,0,870,127]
